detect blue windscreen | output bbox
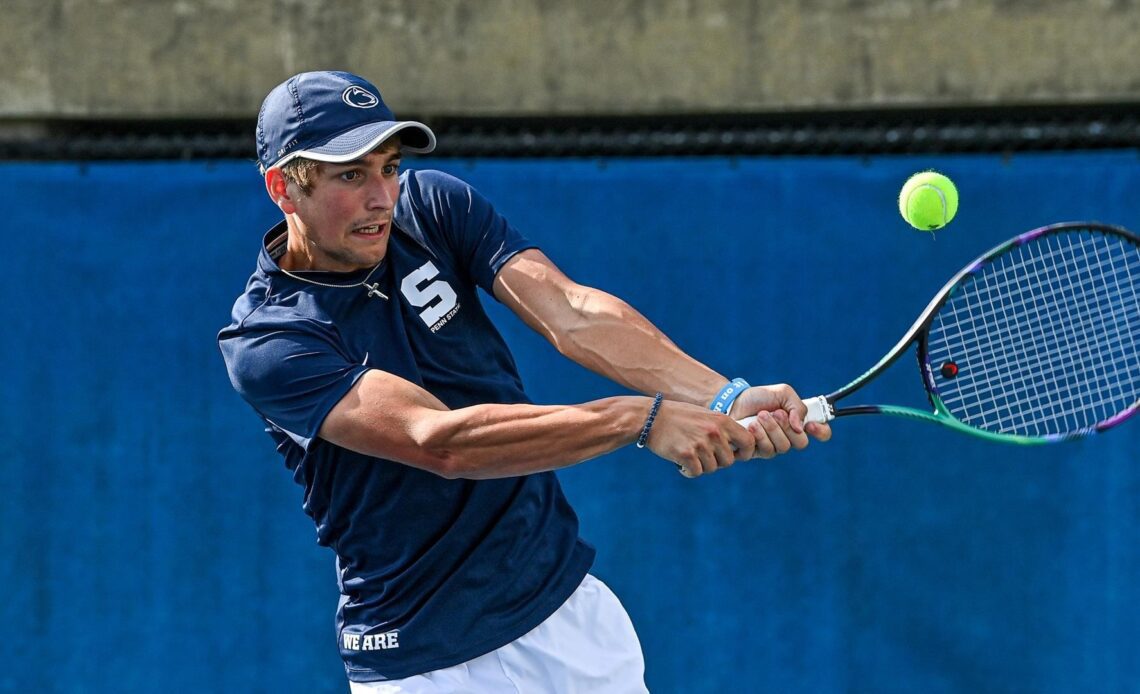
[2,151,1138,693]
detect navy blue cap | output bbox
[256,71,436,171]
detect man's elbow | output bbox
[320,429,469,479]
[406,431,483,480]
[330,414,494,480]
[424,449,469,479]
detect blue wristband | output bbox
[636,393,664,449]
[710,378,750,415]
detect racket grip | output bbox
[735,396,834,428]
[802,396,834,424]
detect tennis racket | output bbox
[738,222,1140,444]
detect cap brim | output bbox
[273,121,436,168]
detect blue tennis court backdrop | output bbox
[2,151,1138,693]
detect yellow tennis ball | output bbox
[899,171,959,231]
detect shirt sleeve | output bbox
[219,321,369,450]
[408,170,538,293]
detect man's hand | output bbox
[729,384,833,457]
[643,400,757,477]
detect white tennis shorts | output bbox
[349,574,649,693]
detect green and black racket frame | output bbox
[739,222,1140,444]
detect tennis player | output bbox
[219,70,831,693]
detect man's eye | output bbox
[383,164,399,175]
[341,171,361,181]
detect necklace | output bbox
[277,263,389,300]
[267,230,390,299]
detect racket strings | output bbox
[961,235,1140,432]
[941,234,1140,433]
[947,264,1135,433]
[927,230,1140,436]
[944,260,1140,398]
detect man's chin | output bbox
[336,245,388,271]
[317,251,385,273]
[355,252,387,270]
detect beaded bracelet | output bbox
[635,392,664,448]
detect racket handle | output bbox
[735,396,834,428]
[802,395,834,424]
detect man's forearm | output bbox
[410,397,648,479]
[492,249,731,408]
[549,288,728,406]
[320,368,656,479]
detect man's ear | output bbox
[264,168,299,215]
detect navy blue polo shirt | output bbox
[218,169,595,682]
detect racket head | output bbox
[916,222,1140,442]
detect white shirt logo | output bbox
[342,86,379,109]
[343,630,399,651]
[401,261,459,332]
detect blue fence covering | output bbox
[2,151,1139,693]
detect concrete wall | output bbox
[2,0,1139,119]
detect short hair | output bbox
[278,157,321,193]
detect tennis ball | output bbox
[898,171,958,231]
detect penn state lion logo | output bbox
[342,86,379,109]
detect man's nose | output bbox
[366,180,394,209]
